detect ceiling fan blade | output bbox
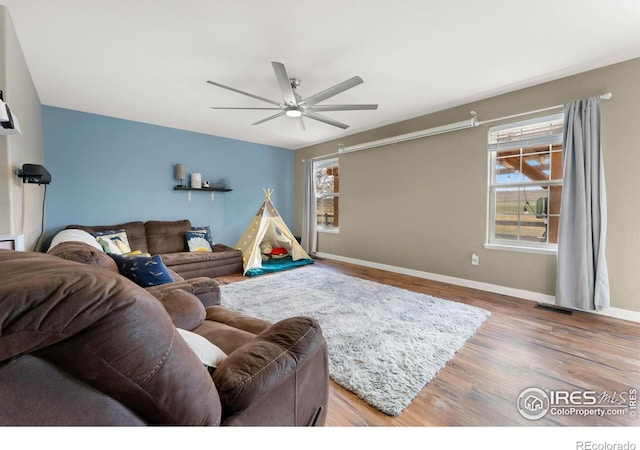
[210,107,281,110]
[302,76,364,106]
[271,61,298,107]
[207,80,281,107]
[252,111,285,126]
[303,111,350,129]
[308,104,378,112]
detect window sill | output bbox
[484,243,557,255]
[317,227,339,234]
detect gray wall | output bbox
[0,6,44,250]
[295,58,640,314]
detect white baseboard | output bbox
[314,252,640,324]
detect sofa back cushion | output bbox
[67,222,148,253]
[47,241,119,273]
[145,220,191,255]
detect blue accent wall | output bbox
[42,106,294,247]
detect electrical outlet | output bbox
[471,253,479,265]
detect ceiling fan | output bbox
[207,61,378,130]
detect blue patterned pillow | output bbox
[110,253,174,287]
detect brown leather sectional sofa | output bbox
[66,219,243,279]
[48,240,223,307]
[0,250,329,426]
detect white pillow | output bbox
[48,229,103,251]
[176,328,227,368]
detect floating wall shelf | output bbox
[174,186,231,202]
[173,186,232,192]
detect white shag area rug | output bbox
[219,265,490,416]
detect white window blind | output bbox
[488,113,563,152]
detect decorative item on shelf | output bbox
[191,173,202,189]
[172,174,233,203]
[210,179,228,190]
[174,163,186,187]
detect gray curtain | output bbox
[301,158,317,254]
[556,96,610,311]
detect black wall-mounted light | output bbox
[15,164,52,185]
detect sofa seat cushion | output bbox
[160,247,241,266]
[192,320,257,356]
[160,244,243,279]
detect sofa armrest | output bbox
[145,277,221,307]
[205,305,271,335]
[156,290,206,331]
[212,316,325,419]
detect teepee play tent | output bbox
[236,189,314,276]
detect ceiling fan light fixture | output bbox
[285,109,302,118]
[208,61,377,129]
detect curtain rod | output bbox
[477,92,612,126]
[303,91,613,161]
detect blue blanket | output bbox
[245,256,314,277]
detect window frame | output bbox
[485,113,564,254]
[313,157,340,233]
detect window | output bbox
[487,113,563,252]
[314,158,339,232]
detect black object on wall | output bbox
[15,164,52,185]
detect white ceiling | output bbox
[2,0,639,150]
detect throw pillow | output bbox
[271,247,289,259]
[190,226,214,247]
[186,231,213,252]
[92,229,132,254]
[110,253,175,287]
[96,237,121,254]
[123,250,151,257]
[176,328,227,369]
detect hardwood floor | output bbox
[217,258,640,427]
